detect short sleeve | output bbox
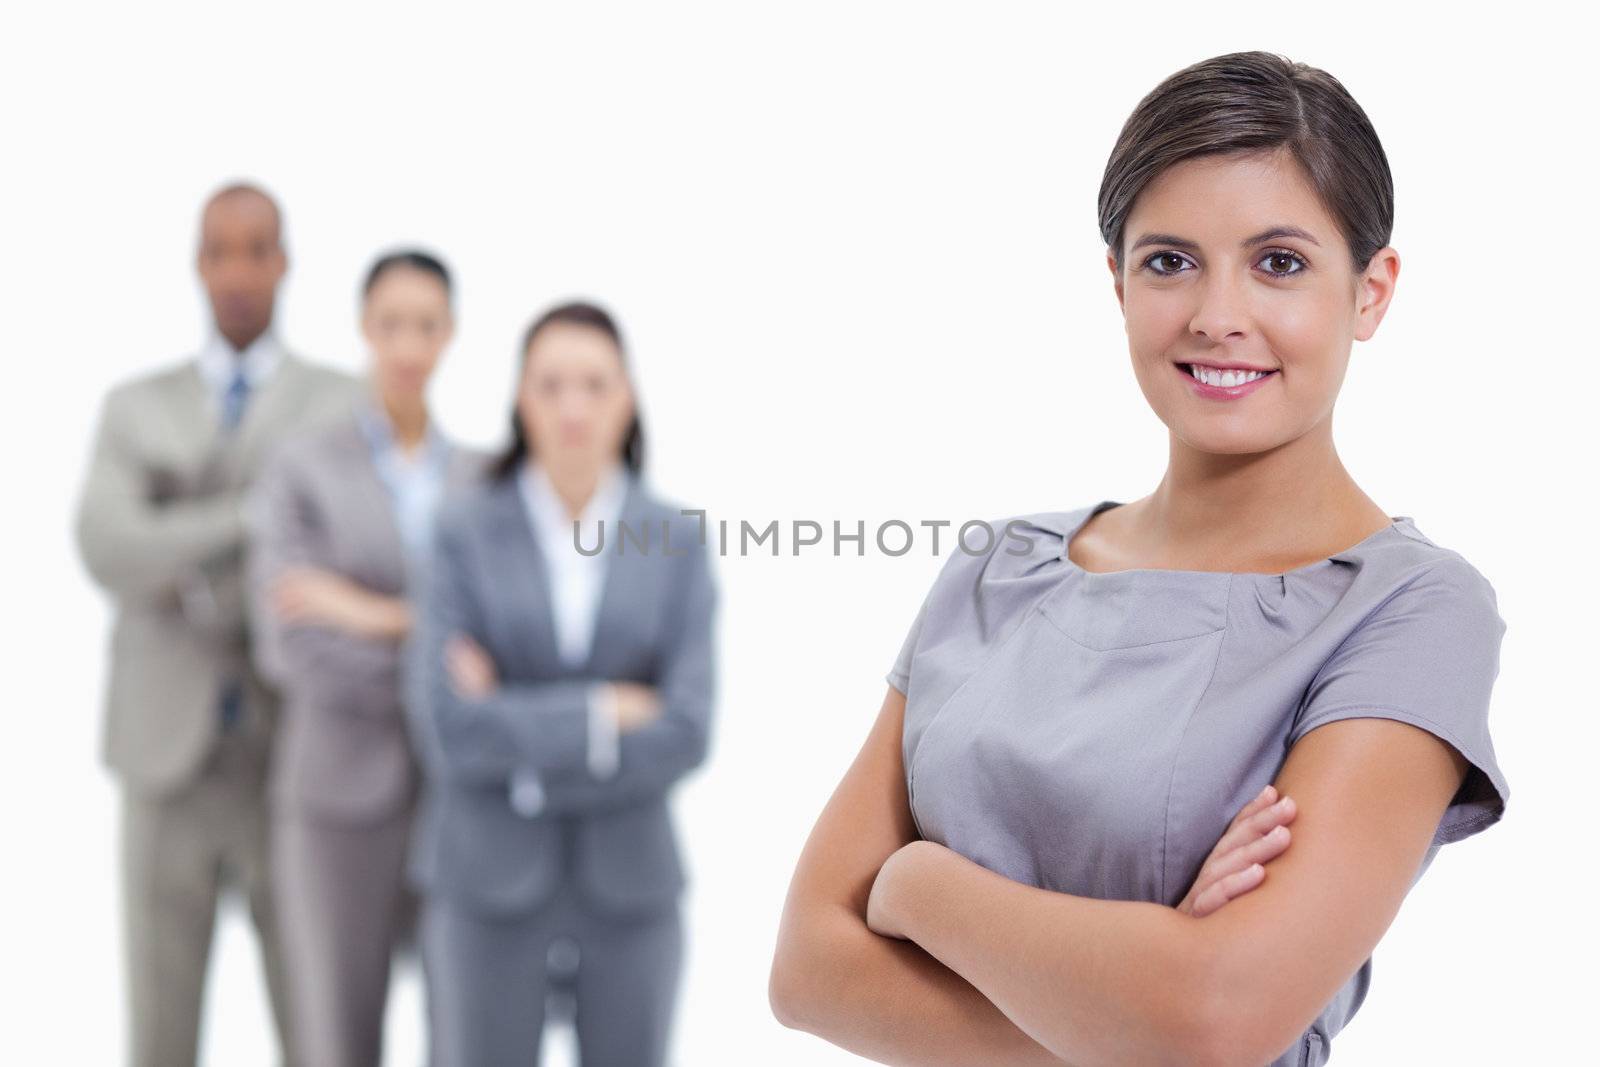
[885,594,931,694]
[1287,559,1510,846]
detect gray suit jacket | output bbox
[245,404,489,824]
[75,353,361,794]
[405,471,718,917]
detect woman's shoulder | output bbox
[1334,514,1500,615]
[435,474,517,541]
[262,406,364,481]
[905,504,1092,641]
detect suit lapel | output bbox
[585,474,651,675]
[333,412,409,589]
[485,469,652,678]
[230,354,317,475]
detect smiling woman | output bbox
[770,50,1511,1067]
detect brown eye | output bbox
[1260,249,1308,277]
[1145,252,1191,276]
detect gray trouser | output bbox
[120,728,294,1067]
[420,880,684,1067]
[272,805,416,1067]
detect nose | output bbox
[1188,270,1250,344]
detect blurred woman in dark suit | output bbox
[406,301,718,1067]
[248,250,486,1067]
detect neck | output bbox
[378,391,429,452]
[218,325,268,354]
[1137,421,1388,564]
[536,459,616,523]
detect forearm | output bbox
[536,705,710,814]
[889,843,1215,1067]
[77,491,244,600]
[773,901,1073,1067]
[265,624,402,716]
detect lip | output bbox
[1175,362,1278,399]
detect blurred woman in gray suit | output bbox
[247,250,486,1067]
[406,301,718,1067]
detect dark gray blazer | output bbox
[75,354,361,793]
[246,404,489,823]
[404,471,718,917]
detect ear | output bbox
[1352,246,1399,342]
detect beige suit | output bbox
[75,349,360,1067]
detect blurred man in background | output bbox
[74,181,359,1067]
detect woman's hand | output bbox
[445,634,499,699]
[271,565,408,637]
[605,681,663,732]
[1176,785,1297,918]
[866,839,941,941]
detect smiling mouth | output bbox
[1178,362,1278,386]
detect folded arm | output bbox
[871,716,1470,1067]
[75,386,244,611]
[406,514,618,783]
[536,540,718,813]
[245,446,403,716]
[769,684,1073,1066]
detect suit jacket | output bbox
[405,471,718,917]
[245,403,489,824]
[75,353,361,794]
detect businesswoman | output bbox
[406,300,718,1067]
[247,249,485,1067]
[771,51,1511,1067]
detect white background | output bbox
[3,2,1592,1063]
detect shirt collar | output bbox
[195,327,284,392]
[517,458,631,548]
[355,392,450,468]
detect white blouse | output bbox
[507,458,630,816]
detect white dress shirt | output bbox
[195,328,284,424]
[508,458,631,816]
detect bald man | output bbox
[75,182,360,1067]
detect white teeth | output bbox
[1188,364,1267,387]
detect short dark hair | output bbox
[361,248,453,301]
[490,300,646,482]
[1098,51,1394,274]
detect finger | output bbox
[1243,795,1297,836]
[1227,785,1278,830]
[1240,824,1292,865]
[1191,863,1264,917]
[1213,795,1297,855]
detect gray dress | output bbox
[886,500,1510,1067]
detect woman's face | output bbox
[1111,148,1397,456]
[361,266,453,407]
[516,320,635,475]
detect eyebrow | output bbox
[1128,226,1322,253]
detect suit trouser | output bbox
[120,726,294,1067]
[420,879,684,1067]
[271,803,416,1067]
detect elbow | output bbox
[1179,966,1303,1067]
[767,932,828,1036]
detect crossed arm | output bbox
[75,385,245,627]
[406,516,717,814]
[769,684,1468,1067]
[245,446,410,716]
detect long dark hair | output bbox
[1099,51,1393,274]
[490,300,646,481]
